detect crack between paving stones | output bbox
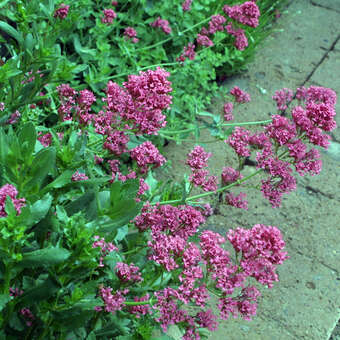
[286,246,340,276]
[310,0,340,13]
[280,33,340,118]
[304,185,336,200]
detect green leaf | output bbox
[9,312,24,331]
[16,276,60,306]
[26,147,56,191]
[0,20,24,46]
[19,247,70,268]
[27,193,52,226]
[64,190,96,218]
[24,33,35,54]
[18,122,37,161]
[114,225,129,243]
[41,169,73,193]
[0,294,11,311]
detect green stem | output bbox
[124,298,153,306]
[103,62,179,81]
[160,119,273,135]
[135,16,212,53]
[155,169,262,206]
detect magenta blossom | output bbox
[54,3,69,19]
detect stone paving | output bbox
[160,0,340,339]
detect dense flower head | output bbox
[0,184,26,217]
[294,148,322,176]
[115,262,143,282]
[257,157,297,207]
[305,102,337,132]
[124,67,172,112]
[124,27,138,43]
[221,166,243,185]
[0,102,5,111]
[186,145,212,169]
[227,224,289,287]
[101,9,117,24]
[38,132,52,147]
[128,294,152,318]
[272,88,293,111]
[218,285,260,321]
[130,141,166,174]
[182,0,193,11]
[225,23,248,50]
[150,17,172,34]
[196,33,214,47]
[20,308,35,327]
[148,232,187,271]
[96,68,172,136]
[200,230,243,295]
[230,86,251,103]
[226,126,251,157]
[78,89,96,108]
[291,106,332,149]
[264,115,297,146]
[223,1,260,28]
[71,171,88,181]
[223,102,234,121]
[177,42,196,62]
[56,84,77,121]
[54,3,69,19]
[154,288,188,332]
[103,130,129,155]
[196,309,218,331]
[96,287,129,313]
[186,146,217,192]
[208,15,226,34]
[306,85,337,106]
[134,203,205,239]
[92,236,118,267]
[225,192,248,210]
[286,139,307,162]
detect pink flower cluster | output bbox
[186,145,218,192]
[56,84,96,125]
[20,308,35,327]
[192,1,260,52]
[94,67,172,153]
[227,224,289,288]
[182,0,193,11]
[96,287,129,313]
[272,88,293,111]
[101,9,117,24]
[223,1,260,28]
[224,85,336,207]
[53,3,69,19]
[150,17,172,34]
[0,184,26,217]
[71,171,89,181]
[230,86,251,103]
[177,42,196,62]
[92,235,118,267]
[130,141,166,174]
[124,27,139,43]
[223,102,234,121]
[128,294,152,318]
[115,262,143,282]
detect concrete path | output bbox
[161,0,340,339]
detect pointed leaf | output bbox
[0,21,24,45]
[27,193,52,227]
[19,247,70,268]
[26,147,56,190]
